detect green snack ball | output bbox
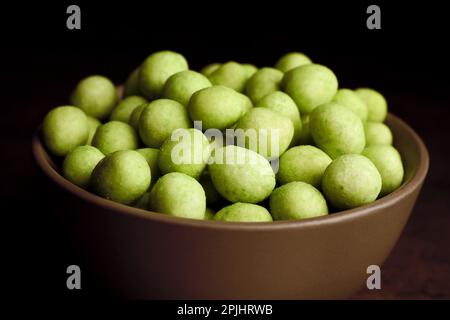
[158,128,211,179]
[139,99,191,148]
[242,63,258,78]
[123,67,141,97]
[134,192,152,210]
[298,114,314,145]
[234,107,294,159]
[332,88,368,122]
[310,102,365,159]
[110,95,148,123]
[362,145,404,196]
[92,121,139,155]
[275,52,312,73]
[86,116,101,145]
[200,63,221,77]
[162,70,212,106]
[214,203,273,222]
[270,181,328,220]
[208,145,276,203]
[199,171,222,205]
[208,61,248,92]
[364,122,393,146]
[62,145,104,188]
[129,104,146,130]
[136,148,160,185]
[322,154,382,209]
[282,64,338,114]
[355,88,388,122]
[91,150,151,204]
[139,51,189,99]
[188,86,248,130]
[70,75,117,120]
[255,91,302,146]
[42,106,89,156]
[204,207,215,220]
[278,145,332,188]
[245,67,283,104]
[149,172,206,220]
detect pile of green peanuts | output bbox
[41,50,404,222]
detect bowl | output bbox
[32,113,429,299]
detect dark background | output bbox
[1,1,449,300]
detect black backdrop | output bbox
[1,1,449,301]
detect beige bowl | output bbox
[32,113,428,299]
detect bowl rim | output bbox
[32,112,429,231]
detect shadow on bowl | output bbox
[32,113,428,299]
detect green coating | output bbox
[70,75,117,120]
[322,154,382,209]
[149,172,206,220]
[62,145,104,188]
[309,102,365,159]
[208,145,276,203]
[91,150,151,204]
[42,106,89,156]
[270,181,328,220]
[282,64,338,114]
[278,145,332,188]
[92,121,139,155]
[214,202,273,222]
[139,99,192,148]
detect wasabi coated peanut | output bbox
[282,64,338,114]
[362,145,404,196]
[275,52,312,73]
[214,203,273,222]
[332,88,368,122]
[204,207,215,220]
[134,191,151,210]
[110,95,148,123]
[297,114,314,145]
[200,63,221,77]
[322,154,382,209]
[199,171,222,205]
[255,91,302,146]
[149,172,206,220]
[70,75,117,120]
[123,67,141,97]
[62,145,104,188]
[208,145,276,203]
[86,116,101,145]
[277,145,332,188]
[245,67,283,103]
[310,102,365,159]
[270,181,328,220]
[139,50,189,99]
[162,70,212,106]
[92,121,139,155]
[208,61,248,92]
[365,122,393,146]
[136,148,160,185]
[91,150,151,204]
[242,63,258,78]
[235,107,294,159]
[139,99,192,148]
[158,128,211,179]
[188,86,249,130]
[42,106,89,156]
[129,104,146,130]
[355,88,388,122]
